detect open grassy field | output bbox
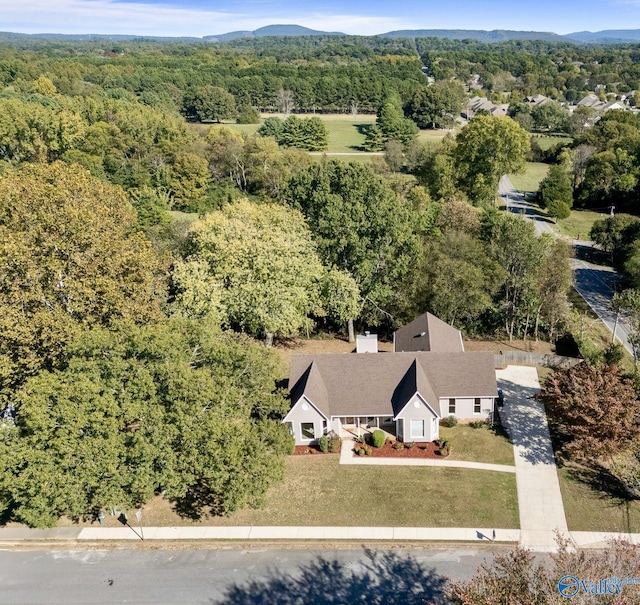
[508,162,549,193]
[195,114,450,155]
[558,465,640,532]
[556,209,606,240]
[68,456,518,529]
[531,134,573,151]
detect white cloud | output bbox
[0,0,412,36]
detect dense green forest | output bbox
[2,34,638,526]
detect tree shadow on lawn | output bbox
[170,481,227,521]
[566,462,638,503]
[212,548,449,605]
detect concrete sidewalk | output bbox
[1,525,638,548]
[497,365,569,551]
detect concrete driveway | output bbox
[496,365,570,550]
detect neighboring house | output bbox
[523,94,552,107]
[284,314,497,446]
[577,94,605,111]
[464,96,508,119]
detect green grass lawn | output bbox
[531,134,573,151]
[192,457,519,528]
[194,114,450,155]
[508,162,549,193]
[556,209,607,240]
[558,465,640,533]
[64,456,519,529]
[440,425,514,466]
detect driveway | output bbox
[496,365,570,551]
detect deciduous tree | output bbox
[454,115,530,205]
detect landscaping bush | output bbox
[392,441,404,450]
[469,420,486,429]
[438,440,451,456]
[444,415,458,428]
[372,429,385,448]
[327,434,342,453]
[405,441,415,449]
[354,444,372,456]
[318,435,329,453]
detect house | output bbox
[464,96,509,119]
[284,313,497,446]
[577,94,605,111]
[523,94,552,107]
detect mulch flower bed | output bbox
[292,444,341,455]
[354,440,448,459]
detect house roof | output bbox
[393,312,464,353]
[288,351,496,418]
[289,361,330,418]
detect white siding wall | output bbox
[439,397,494,421]
[284,396,327,445]
[395,394,438,441]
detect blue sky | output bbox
[2,0,640,37]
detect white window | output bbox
[448,398,456,414]
[410,419,425,439]
[301,422,315,440]
[474,398,481,414]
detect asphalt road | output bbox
[0,547,503,604]
[499,175,633,356]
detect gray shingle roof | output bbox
[288,351,496,418]
[393,312,464,353]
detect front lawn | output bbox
[196,457,519,528]
[67,456,519,529]
[439,425,514,466]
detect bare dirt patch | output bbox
[274,335,393,377]
[463,339,555,355]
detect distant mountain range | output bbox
[4,25,640,45]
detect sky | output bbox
[3,0,640,37]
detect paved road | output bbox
[499,175,633,355]
[0,547,500,604]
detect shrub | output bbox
[438,440,450,456]
[318,435,329,453]
[327,435,342,453]
[354,444,372,456]
[445,415,458,428]
[469,420,485,429]
[392,440,404,450]
[356,434,366,444]
[405,441,415,449]
[372,429,385,448]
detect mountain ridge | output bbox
[3,26,640,45]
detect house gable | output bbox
[283,394,329,424]
[394,392,440,421]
